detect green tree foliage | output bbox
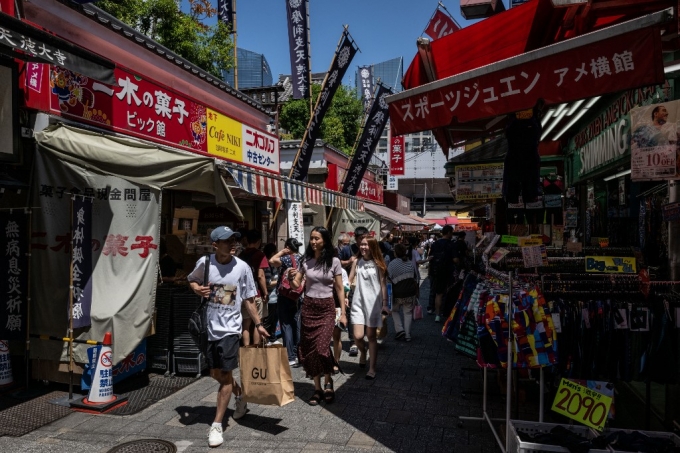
[97,0,233,78]
[279,84,364,155]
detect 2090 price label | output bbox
[551,378,613,431]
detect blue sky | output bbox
[183,0,511,83]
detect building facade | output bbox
[223,48,273,89]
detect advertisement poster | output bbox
[455,163,504,201]
[630,100,680,181]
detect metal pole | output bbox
[423,184,426,217]
[506,270,513,451]
[232,0,238,90]
[669,180,680,280]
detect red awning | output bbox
[390,4,672,145]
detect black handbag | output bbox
[188,254,210,352]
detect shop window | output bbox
[0,61,19,162]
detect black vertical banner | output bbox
[0,211,29,340]
[71,198,93,329]
[292,31,358,181]
[358,65,374,110]
[342,83,393,195]
[286,0,310,99]
[218,0,235,30]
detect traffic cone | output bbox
[70,332,128,413]
[0,340,13,387]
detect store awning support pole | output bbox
[669,180,680,280]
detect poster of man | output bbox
[630,101,679,180]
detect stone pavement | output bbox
[0,270,540,452]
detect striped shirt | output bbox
[387,258,417,285]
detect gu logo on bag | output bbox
[251,367,268,380]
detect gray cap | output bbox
[210,226,240,242]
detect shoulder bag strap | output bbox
[198,254,211,308]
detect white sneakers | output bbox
[208,425,223,447]
[233,396,248,420]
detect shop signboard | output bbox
[455,163,504,201]
[0,211,29,340]
[585,256,636,273]
[355,179,383,204]
[386,174,398,191]
[630,99,680,181]
[551,378,613,431]
[206,109,279,173]
[331,208,380,245]
[662,202,680,222]
[46,66,279,173]
[71,197,93,329]
[567,85,665,183]
[389,135,405,175]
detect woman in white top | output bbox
[349,237,388,380]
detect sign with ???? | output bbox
[585,256,636,273]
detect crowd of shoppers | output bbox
[188,221,469,447]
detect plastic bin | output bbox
[508,420,608,453]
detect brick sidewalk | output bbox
[0,271,539,452]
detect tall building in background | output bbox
[223,48,273,89]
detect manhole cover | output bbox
[107,439,177,453]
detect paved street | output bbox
[0,272,538,452]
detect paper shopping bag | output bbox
[239,344,294,406]
[376,314,389,340]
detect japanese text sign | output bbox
[0,211,28,340]
[389,134,405,175]
[551,378,613,431]
[218,0,234,29]
[630,99,680,181]
[71,197,93,329]
[388,27,664,136]
[355,179,383,204]
[287,202,305,255]
[456,163,504,201]
[342,83,392,195]
[359,65,374,110]
[206,109,279,173]
[286,0,310,100]
[586,256,636,274]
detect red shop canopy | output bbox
[389,5,671,146]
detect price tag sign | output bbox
[519,237,543,247]
[500,235,518,245]
[551,378,613,431]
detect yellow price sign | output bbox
[519,237,543,247]
[551,378,613,431]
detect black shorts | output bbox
[206,334,240,372]
[433,269,452,295]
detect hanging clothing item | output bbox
[512,289,558,368]
[502,109,542,204]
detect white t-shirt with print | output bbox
[188,255,257,341]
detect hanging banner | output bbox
[389,134,405,175]
[286,0,311,100]
[341,83,393,195]
[331,209,380,245]
[33,152,160,364]
[218,0,235,30]
[424,8,459,41]
[287,202,305,255]
[630,100,680,181]
[358,65,374,110]
[455,163,504,201]
[292,31,358,181]
[0,211,29,340]
[71,197,93,329]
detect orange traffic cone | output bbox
[0,340,13,387]
[71,332,128,413]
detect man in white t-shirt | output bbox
[188,226,269,448]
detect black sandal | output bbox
[324,380,335,404]
[309,389,323,406]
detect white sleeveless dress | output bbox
[351,258,383,328]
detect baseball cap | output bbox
[210,226,240,242]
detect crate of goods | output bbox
[601,428,680,452]
[508,420,608,453]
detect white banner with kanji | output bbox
[32,151,160,364]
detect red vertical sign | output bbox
[389,135,405,175]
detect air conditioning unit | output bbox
[460,0,505,20]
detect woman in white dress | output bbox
[349,236,388,379]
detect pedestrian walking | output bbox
[187,226,269,448]
[349,236,388,380]
[269,238,304,367]
[338,226,369,357]
[388,243,419,342]
[428,225,455,323]
[239,229,269,346]
[287,227,346,405]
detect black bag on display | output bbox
[188,254,210,352]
